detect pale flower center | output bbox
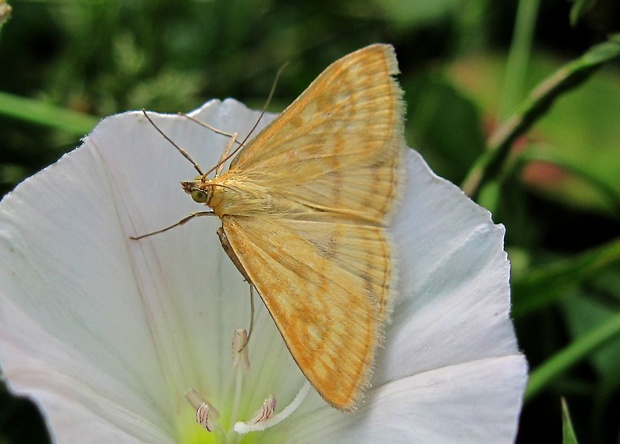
[180,329,310,442]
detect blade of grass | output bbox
[462,34,620,199]
[498,0,539,120]
[525,311,620,401]
[0,90,99,135]
[570,0,595,26]
[512,237,620,317]
[561,397,579,444]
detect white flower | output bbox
[0,99,527,443]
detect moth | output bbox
[137,44,405,411]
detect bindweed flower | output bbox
[0,100,527,443]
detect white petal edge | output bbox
[265,355,527,443]
[377,150,522,382]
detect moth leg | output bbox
[130,211,215,240]
[246,286,255,348]
[217,227,255,350]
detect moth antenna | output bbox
[149,61,290,179]
[237,61,290,149]
[142,110,204,176]
[203,61,291,176]
[177,113,242,143]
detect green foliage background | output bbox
[1,0,619,442]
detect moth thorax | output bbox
[203,184,225,212]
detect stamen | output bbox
[248,395,276,425]
[185,388,220,432]
[195,403,213,432]
[234,382,311,434]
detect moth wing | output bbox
[222,215,393,411]
[229,44,405,223]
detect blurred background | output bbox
[0,0,619,442]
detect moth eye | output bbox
[191,189,208,203]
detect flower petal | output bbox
[274,356,527,443]
[378,150,523,382]
[0,138,175,441]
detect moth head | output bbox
[181,178,211,204]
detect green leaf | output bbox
[477,180,500,215]
[405,75,486,183]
